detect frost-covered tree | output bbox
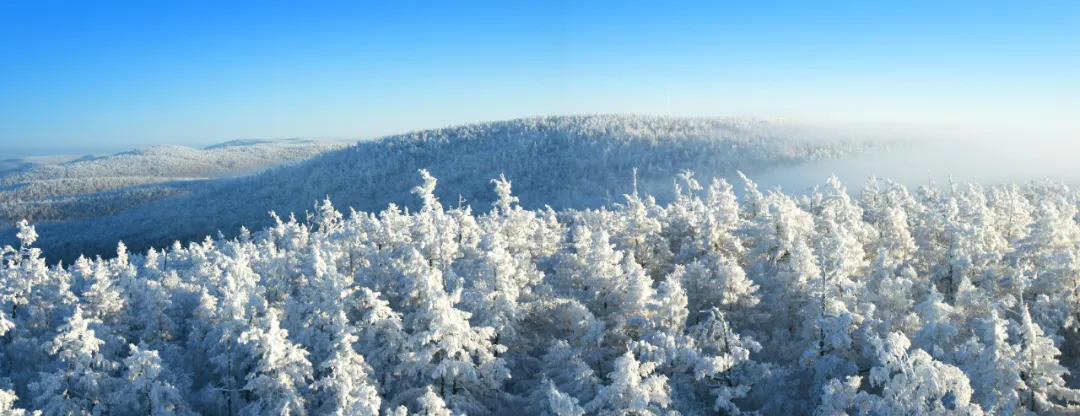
[860,332,984,415]
[1017,304,1080,413]
[464,230,540,350]
[602,252,658,345]
[687,307,761,414]
[752,236,822,361]
[703,177,745,258]
[868,205,917,270]
[958,309,1023,414]
[1013,200,1080,319]
[395,248,509,414]
[237,312,313,416]
[30,306,118,415]
[354,287,408,394]
[188,252,264,415]
[554,225,627,317]
[989,184,1033,244]
[310,325,381,416]
[612,178,672,278]
[311,197,344,235]
[540,340,603,406]
[585,352,672,416]
[737,171,765,221]
[541,379,586,416]
[113,344,195,415]
[411,170,462,273]
[913,286,962,361]
[650,273,688,333]
[741,190,816,282]
[413,386,454,416]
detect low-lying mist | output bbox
[750,123,1080,194]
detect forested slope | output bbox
[0,139,348,227]
[10,115,883,263]
[1,139,346,187]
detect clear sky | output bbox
[1,1,1077,155]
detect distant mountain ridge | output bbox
[0,154,93,177]
[203,138,341,150]
[3,114,891,262]
[0,138,349,227]
[2,138,348,186]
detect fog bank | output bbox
[749,123,1080,194]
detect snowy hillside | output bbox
[1,138,348,193]
[0,139,349,225]
[9,115,886,263]
[2,171,1079,414]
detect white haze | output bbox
[748,121,1080,193]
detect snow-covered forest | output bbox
[2,115,885,264]
[4,169,1080,415]
[0,139,347,226]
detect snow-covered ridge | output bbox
[0,155,93,177]
[6,114,888,262]
[0,139,350,226]
[1,138,349,187]
[204,138,342,150]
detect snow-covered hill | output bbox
[0,139,349,225]
[6,115,888,263]
[1,138,347,191]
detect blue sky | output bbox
[1,1,1077,155]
